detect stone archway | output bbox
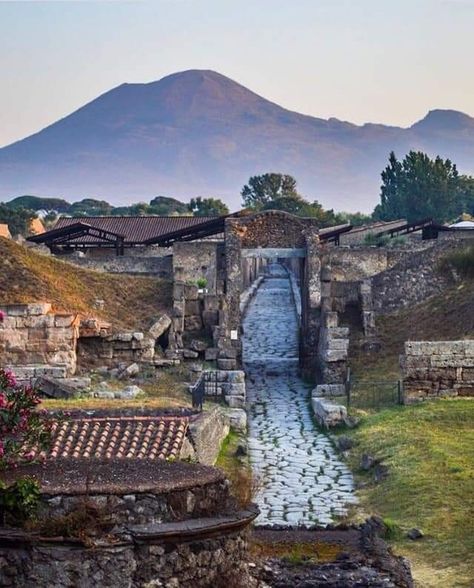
[221,210,322,375]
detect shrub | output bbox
[0,477,41,525]
[196,277,208,289]
[440,246,474,279]
[0,368,53,470]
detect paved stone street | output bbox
[243,264,357,526]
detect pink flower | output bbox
[0,311,4,322]
[0,441,4,458]
[0,393,6,408]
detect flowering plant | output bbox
[0,369,53,470]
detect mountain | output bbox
[1,69,474,212]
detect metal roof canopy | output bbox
[27,222,126,253]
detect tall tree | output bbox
[241,173,299,210]
[188,197,229,217]
[374,151,460,223]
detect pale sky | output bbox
[1,0,474,147]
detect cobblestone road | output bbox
[243,264,356,526]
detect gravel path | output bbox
[243,264,357,526]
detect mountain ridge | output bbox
[1,69,473,211]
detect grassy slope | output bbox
[337,400,474,588]
[344,275,474,587]
[0,238,172,331]
[349,279,474,380]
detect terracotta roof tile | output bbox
[30,417,189,462]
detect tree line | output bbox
[2,150,473,237]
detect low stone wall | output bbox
[401,340,474,402]
[0,458,256,588]
[0,303,78,376]
[66,252,173,277]
[0,522,252,588]
[188,406,230,465]
[77,331,156,367]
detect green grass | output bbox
[335,399,474,588]
[43,366,193,411]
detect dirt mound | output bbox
[0,238,171,331]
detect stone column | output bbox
[300,231,322,377]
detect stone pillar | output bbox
[300,231,321,377]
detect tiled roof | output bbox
[30,416,189,461]
[53,216,218,245]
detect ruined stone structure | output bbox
[0,303,79,378]
[402,340,474,402]
[0,459,256,588]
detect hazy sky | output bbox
[1,0,474,147]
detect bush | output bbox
[0,368,53,470]
[196,277,208,289]
[0,477,41,525]
[440,246,474,279]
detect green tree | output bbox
[0,204,37,237]
[375,151,460,223]
[5,195,71,213]
[69,199,114,217]
[241,173,299,210]
[189,197,229,217]
[149,196,189,215]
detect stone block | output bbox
[218,347,238,359]
[312,398,347,428]
[326,338,349,352]
[226,408,247,432]
[183,349,199,359]
[203,295,220,312]
[1,305,29,317]
[27,303,52,316]
[205,348,219,361]
[217,359,237,370]
[228,383,246,396]
[328,327,350,339]
[184,284,199,300]
[323,312,338,328]
[184,316,203,331]
[202,310,219,327]
[173,282,185,300]
[133,332,144,341]
[118,362,140,379]
[185,300,201,316]
[54,315,75,328]
[149,314,172,339]
[227,371,245,383]
[322,349,348,362]
[225,395,245,408]
[312,384,346,397]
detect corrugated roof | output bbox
[54,216,218,244]
[27,416,189,462]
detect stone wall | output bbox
[77,331,156,368]
[327,247,400,282]
[0,527,251,588]
[0,458,256,588]
[0,303,78,376]
[401,340,474,402]
[173,241,224,294]
[188,406,231,465]
[371,241,469,314]
[68,251,172,277]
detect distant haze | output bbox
[1,70,474,212]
